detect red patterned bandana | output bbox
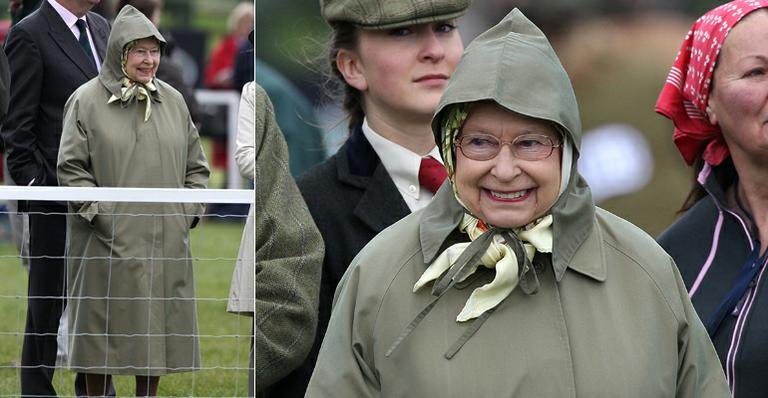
[655,0,768,166]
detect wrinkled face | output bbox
[454,102,562,229]
[707,10,768,165]
[340,20,463,125]
[125,37,161,84]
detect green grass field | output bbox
[0,218,251,397]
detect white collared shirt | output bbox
[48,0,101,71]
[362,118,443,212]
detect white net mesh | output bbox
[0,186,253,397]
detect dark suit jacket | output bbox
[271,125,410,396]
[0,50,9,127]
[1,0,109,191]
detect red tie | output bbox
[418,156,447,194]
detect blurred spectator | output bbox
[203,1,253,90]
[233,29,253,91]
[115,0,202,124]
[202,2,253,184]
[9,0,41,25]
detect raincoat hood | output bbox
[431,8,595,280]
[99,5,166,98]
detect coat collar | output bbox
[336,124,410,232]
[42,0,103,78]
[419,185,606,283]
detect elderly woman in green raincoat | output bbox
[57,6,209,396]
[306,9,730,398]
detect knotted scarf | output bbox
[107,41,159,122]
[414,213,552,322]
[108,77,158,122]
[655,0,768,166]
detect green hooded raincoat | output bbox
[57,6,210,375]
[305,9,728,397]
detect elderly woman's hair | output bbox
[325,22,364,132]
[115,0,163,20]
[227,2,255,33]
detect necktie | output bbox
[75,19,97,69]
[418,156,447,194]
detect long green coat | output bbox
[57,6,209,376]
[306,9,728,397]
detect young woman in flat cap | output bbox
[272,0,471,396]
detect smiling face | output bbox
[337,20,463,126]
[124,37,161,84]
[454,102,562,229]
[707,10,768,166]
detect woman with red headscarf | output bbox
[657,1,768,396]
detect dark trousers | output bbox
[20,209,114,397]
[20,210,66,397]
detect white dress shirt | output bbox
[362,118,443,212]
[48,0,102,72]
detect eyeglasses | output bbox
[455,133,561,161]
[129,47,161,59]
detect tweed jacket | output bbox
[252,82,325,391]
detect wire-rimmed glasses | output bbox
[455,133,561,161]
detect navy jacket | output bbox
[659,169,764,397]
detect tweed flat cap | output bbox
[320,0,471,29]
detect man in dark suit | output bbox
[1,0,110,396]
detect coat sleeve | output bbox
[235,82,255,180]
[1,26,44,185]
[183,113,210,191]
[673,257,730,397]
[254,84,324,391]
[305,260,381,398]
[56,93,101,224]
[182,107,210,228]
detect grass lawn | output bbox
[0,218,251,397]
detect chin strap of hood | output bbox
[107,41,158,122]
